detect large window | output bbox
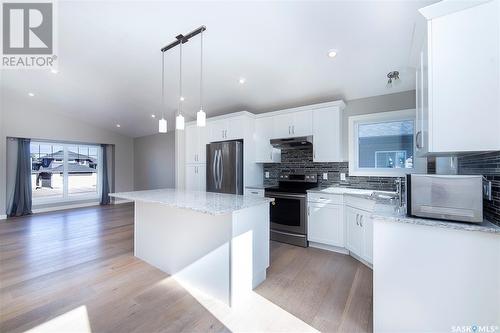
[349,109,421,176]
[31,142,101,203]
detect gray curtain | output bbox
[100,144,110,205]
[8,138,32,217]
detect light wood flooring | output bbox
[0,203,372,333]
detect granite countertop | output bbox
[307,186,398,204]
[110,189,274,216]
[371,203,500,235]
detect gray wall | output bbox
[342,90,416,160]
[1,95,134,216]
[134,132,176,190]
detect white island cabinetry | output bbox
[110,189,273,307]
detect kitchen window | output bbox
[348,109,423,176]
[31,141,102,204]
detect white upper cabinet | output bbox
[418,0,500,153]
[185,124,207,164]
[312,106,344,162]
[208,116,245,142]
[254,117,281,163]
[271,110,312,139]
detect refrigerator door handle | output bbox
[212,149,218,189]
[217,149,222,189]
[219,149,224,189]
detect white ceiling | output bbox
[1,0,436,138]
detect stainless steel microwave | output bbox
[406,174,483,223]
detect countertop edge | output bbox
[110,192,274,216]
[371,213,500,235]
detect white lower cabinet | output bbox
[345,205,373,264]
[185,165,206,191]
[307,193,374,266]
[345,206,364,256]
[308,202,344,247]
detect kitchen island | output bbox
[110,189,273,307]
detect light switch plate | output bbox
[322,173,328,180]
[340,173,346,181]
[265,171,270,179]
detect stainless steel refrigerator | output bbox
[206,141,243,195]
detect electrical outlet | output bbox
[340,173,346,181]
[265,171,270,179]
[322,173,328,180]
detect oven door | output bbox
[265,191,307,235]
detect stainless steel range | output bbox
[264,173,318,247]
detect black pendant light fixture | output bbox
[158,52,167,133]
[159,26,206,131]
[196,29,206,127]
[176,35,185,130]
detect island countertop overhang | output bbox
[110,188,273,215]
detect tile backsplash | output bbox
[457,151,500,226]
[263,147,397,191]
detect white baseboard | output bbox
[309,241,349,255]
[0,214,7,220]
[33,201,100,214]
[348,251,373,270]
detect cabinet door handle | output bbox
[288,126,290,135]
[292,125,295,134]
[270,152,272,160]
[356,214,359,226]
[307,206,310,216]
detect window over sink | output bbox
[348,109,425,176]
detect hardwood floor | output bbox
[0,204,372,333]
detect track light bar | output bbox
[160,26,207,53]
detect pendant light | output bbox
[159,51,167,133]
[176,36,185,130]
[196,29,206,127]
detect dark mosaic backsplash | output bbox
[458,151,500,226]
[263,147,397,191]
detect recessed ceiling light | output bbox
[116,124,121,128]
[327,50,338,58]
[179,96,185,102]
[28,92,35,97]
[50,68,58,74]
[151,114,156,118]
[239,78,246,84]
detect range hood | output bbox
[270,136,313,149]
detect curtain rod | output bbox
[160,26,206,53]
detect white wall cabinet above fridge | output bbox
[416,0,500,155]
[208,116,245,142]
